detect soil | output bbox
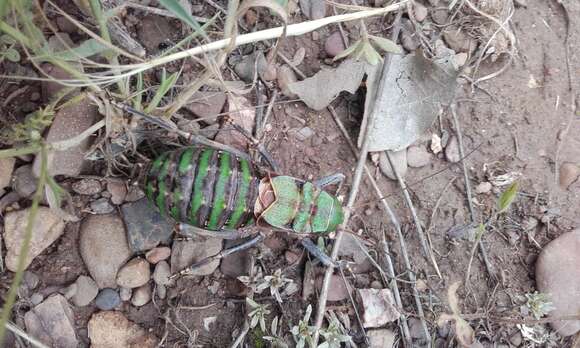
[0,0,579,347]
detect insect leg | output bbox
[169,234,264,280]
[300,238,338,268]
[177,223,255,240]
[313,173,345,190]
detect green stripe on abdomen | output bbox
[207,152,230,229]
[189,148,213,225]
[226,158,251,229]
[292,182,315,233]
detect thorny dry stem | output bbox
[385,151,442,279]
[311,12,407,345]
[450,105,496,284]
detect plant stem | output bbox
[0,144,48,344]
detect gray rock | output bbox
[153,261,171,286]
[234,51,270,83]
[324,31,346,57]
[413,2,428,22]
[407,145,431,168]
[535,229,580,336]
[475,182,492,194]
[367,329,396,348]
[88,311,158,347]
[220,238,252,278]
[3,207,65,271]
[116,257,151,289]
[80,214,131,288]
[95,288,121,310]
[72,179,102,195]
[23,271,40,290]
[357,288,400,328]
[40,62,75,102]
[32,95,99,177]
[107,181,127,205]
[443,26,475,53]
[61,283,77,300]
[295,127,315,141]
[408,318,427,340]
[185,91,227,124]
[71,275,98,307]
[30,292,44,305]
[431,8,448,25]
[11,164,37,198]
[119,287,132,301]
[90,198,115,214]
[121,199,173,253]
[277,65,298,98]
[379,150,408,180]
[171,235,222,276]
[445,136,461,163]
[125,185,145,202]
[137,15,173,53]
[325,274,349,301]
[145,246,171,264]
[24,294,78,348]
[0,157,15,191]
[300,0,326,19]
[337,233,372,273]
[131,284,152,307]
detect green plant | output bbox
[525,291,554,320]
[0,34,19,62]
[246,298,271,332]
[256,268,293,303]
[263,316,289,348]
[318,317,352,348]
[334,34,402,65]
[291,304,316,348]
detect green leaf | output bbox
[1,35,15,45]
[362,42,382,65]
[144,70,179,113]
[52,39,109,61]
[133,72,144,111]
[332,39,361,62]
[369,35,402,54]
[158,0,207,38]
[497,181,518,213]
[4,48,20,62]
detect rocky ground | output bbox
[0,0,579,347]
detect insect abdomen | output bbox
[145,147,260,230]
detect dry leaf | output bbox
[215,94,255,150]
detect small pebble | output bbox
[277,65,298,98]
[89,198,115,214]
[145,247,171,264]
[71,275,99,307]
[131,284,152,307]
[475,182,492,194]
[431,8,448,25]
[72,179,102,195]
[62,283,77,299]
[295,127,314,141]
[412,2,428,22]
[30,292,44,305]
[324,31,347,58]
[107,181,127,205]
[0,158,15,191]
[95,288,121,310]
[445,136,461,163]
[443,26,474,53]
[379,150,408,180]
[407,145,431,168]
[23,271,40,290]
[120,287,132,301]
[156,284,167,300]
[11,164,37,198]
[153,261,171,286]
[430,134,442,154]
[559,162,579,189]
[116,258,151,289]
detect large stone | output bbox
[88,311,158,348]
[171,234,222,276]
[121,199,173,253]
[0,157,15,191]
[535,229,580,336]
[185,91,227,123]
[116,257,151,289]
[3,207,65,271]
[24,294,78,348]
[80,214,132,288]
[32,94,99,177]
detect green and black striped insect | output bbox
[114,102,345,277]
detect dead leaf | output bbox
[288,59,368,110]
[436,281,475,348]
[215,94,255,150]
[359,52,459,152]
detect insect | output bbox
[112,101,345,278]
